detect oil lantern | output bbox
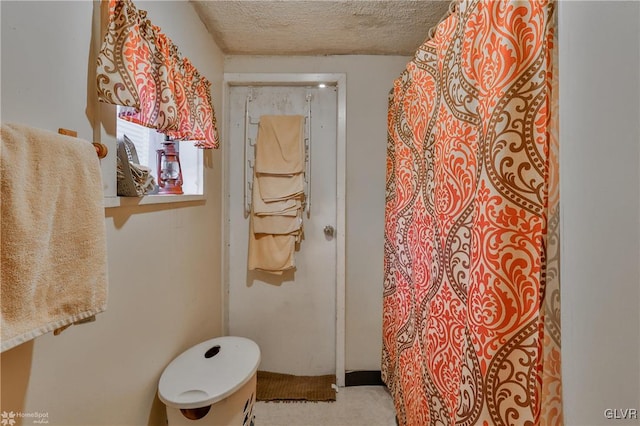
[156,137,183,195]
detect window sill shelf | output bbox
[104,194,205,209]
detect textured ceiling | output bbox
[190,1,452,56]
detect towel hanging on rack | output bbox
[255,173,305,202]
[248,115,306,275]
[253,210,303,235]
[0,122,108,352]
[248,217,297,275]
[253,175,301,216]
[254,115,305,175]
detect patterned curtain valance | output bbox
[96,0,219,149]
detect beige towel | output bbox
[256,173,304,202]
[255,115,305,175]
[248,217,296,274]
[253,210,302,235]
[248,115,305,274]
[1,123,108,352]
[253,171,301,216]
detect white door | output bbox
[226,84,338,376]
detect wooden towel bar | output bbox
[58,128,108,159]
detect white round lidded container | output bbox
[158,336,261,425]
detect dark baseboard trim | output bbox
[344,370,385,387]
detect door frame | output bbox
[221,73,347,386]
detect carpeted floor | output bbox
[257,371,337,402]
[253,385,397,426]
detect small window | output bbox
[116,106,203,196]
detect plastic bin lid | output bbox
[158,336,261,409]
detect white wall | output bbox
[559,1,640,425]
[224,55,410,371]
[0,2,225,425]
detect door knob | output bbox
[324,225,335,239]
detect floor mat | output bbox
[256,371,337,402]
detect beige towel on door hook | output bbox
[255,173,304,202]
[255,115,305,175]
[252,173,301,216]
[253,210,302,235]
[248,217,296,274]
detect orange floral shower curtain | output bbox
[382,0,561,424]
[96,0,219,148]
